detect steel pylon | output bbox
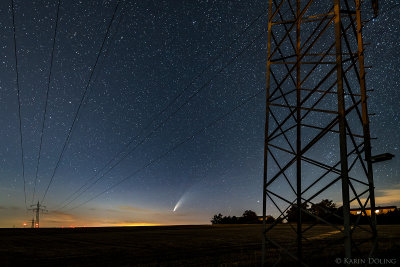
[262,0,377,265]
[29,201,47,228]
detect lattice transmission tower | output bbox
[262,0,379,265]
[29,202,47,228]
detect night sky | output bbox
[0,0,399,228]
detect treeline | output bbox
[286,199,400,225]
[211,199,400,225]
[211,210,262,224]
[286,199,339,223]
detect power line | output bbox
[90,3,126,100]
[67,76,266,211]
[40,0,122,204]
[11,0,27,209]
[50,3,127,210]
[57,27,266,210]
[31,0,62,205]
[58,25,266,209]
[53,10,267,210]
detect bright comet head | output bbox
[173,197,183,212]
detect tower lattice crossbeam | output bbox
[262,0,377,265]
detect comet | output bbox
[173,197,183,212]
[173,190,190,212]
[172,183,197,212]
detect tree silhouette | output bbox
[241,210,259,224]
[210,210,261,224]
[286,202,313,223]
[211,213,223,224]
[211,201,400,225]
[310,199,337,222]
[265,215,275,224]
[287,199,339,223]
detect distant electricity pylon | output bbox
[262,0,379,265]
[29,202,47,228]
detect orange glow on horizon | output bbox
[111,223,162,227]
[54,223,164,228]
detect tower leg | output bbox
[334,0,351,259]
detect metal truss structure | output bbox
[262,0,378,265]
[29,201,47,228]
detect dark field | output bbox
[1,224,399,266]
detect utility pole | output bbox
[262,0,379,265]
[29,202,47,228]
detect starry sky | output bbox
[0,0,399,228]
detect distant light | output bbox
[375,210,380,214]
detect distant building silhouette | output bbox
[350,206,397,216]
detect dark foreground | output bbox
[1,224,399,266]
